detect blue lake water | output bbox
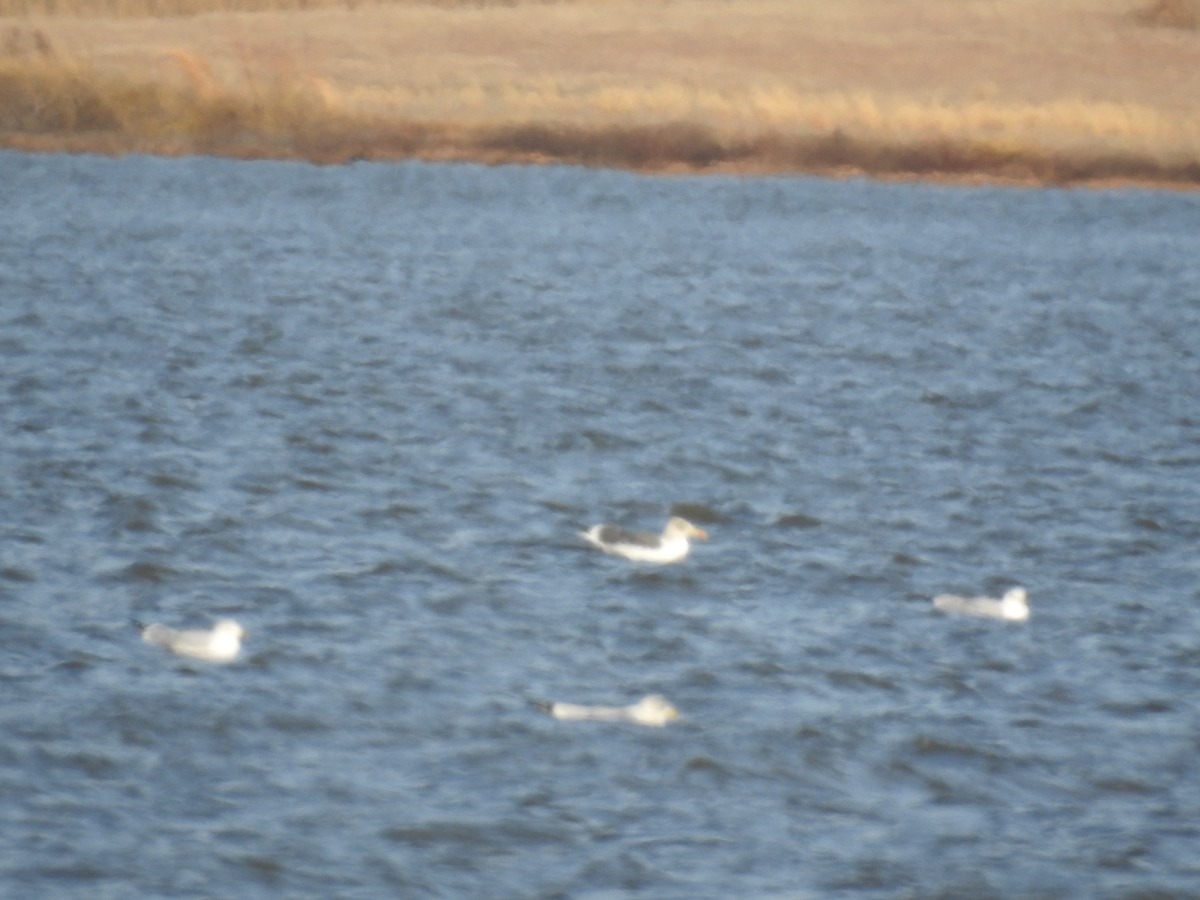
[1,149,1199,898]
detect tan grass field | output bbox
[2,0,1199,186]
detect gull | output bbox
[932,587,1030,622]
[135,618,246,662]
[580,516,708,564]
[535,694,682,727]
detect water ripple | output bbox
[1,152,1198,898]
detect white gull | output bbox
[932,587,1030,622]
[136,618,246,662]
[536,694,682,727]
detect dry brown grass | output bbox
[0,42,442,160]
[1133,0,1200,28]
[3,36,324,152]
[2,0,1199,186]
[1,0,554,15]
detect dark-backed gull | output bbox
[580,516,707,564]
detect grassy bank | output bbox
[2,0,1199,186]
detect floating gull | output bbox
[535,694,682,727]
[932,587,1030,622]
[135,618,246,662]
[580,516,707,564]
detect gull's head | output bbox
[630,694,682,726]
[214,619,246,640]
[1001,588,1029,620]
[667,517,708,541]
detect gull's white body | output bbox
[138,618,246,662]
[538,694,681,727]
[580,516,708,564]
[932,587,1029,622]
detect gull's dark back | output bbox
[597,524,659,547]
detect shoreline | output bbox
[5,116,1198,192]
[3,0,1198,190]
